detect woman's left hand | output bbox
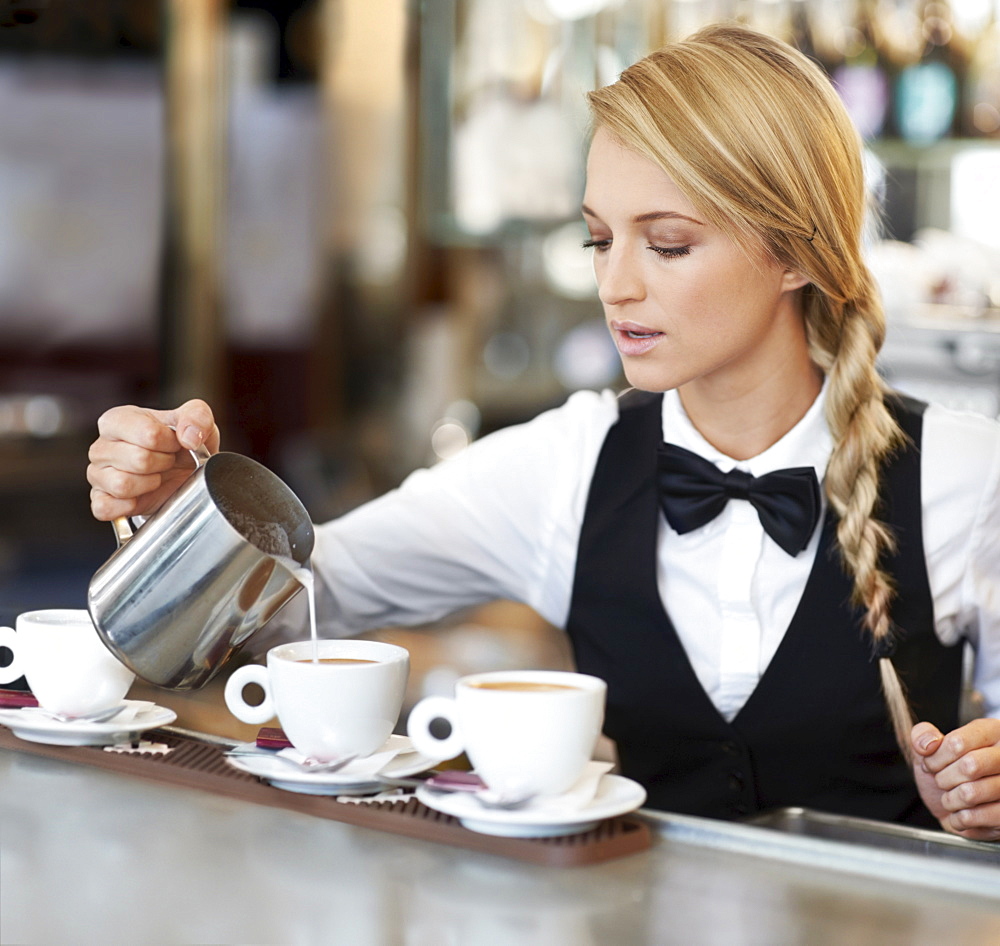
[911,718,1000,841]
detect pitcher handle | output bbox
[110,429,213,549]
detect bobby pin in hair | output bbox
[805,224,818,243]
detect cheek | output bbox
[651,262,741,330]
[682,258,782,324]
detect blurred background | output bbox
[0,0,998,725]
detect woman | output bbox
[87,25,1000,839]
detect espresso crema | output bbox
[469,680,580,692]
[294,657,379,665]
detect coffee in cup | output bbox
[294,658,377,666]
[224,639,409,761]
[407,670,606,798]
[0,609,135,718]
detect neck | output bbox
[678,357,823,461]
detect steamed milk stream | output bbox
[220,505,320,662]
[278,559,318,662]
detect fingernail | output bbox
[917,733,942,752]
[179,425,203,449]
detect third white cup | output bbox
[407,669,606,798]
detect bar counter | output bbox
[2,738,998,945]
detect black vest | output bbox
[566,391,964,827]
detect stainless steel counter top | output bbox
[2,745,998,946]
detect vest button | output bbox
[728,772,744,792]
[721,740,739,755]
[733,804,750,817]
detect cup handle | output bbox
[406,695,464,761]
[0,626,22,685]
[224,664,275,725]
[109,430,213,549]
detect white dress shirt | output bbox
[284,384,1000,721]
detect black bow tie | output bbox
[656,442,821,556]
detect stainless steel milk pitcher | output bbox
[88,444,315,689]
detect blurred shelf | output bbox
[0,435,95,492]
[890,304,1000,335]
[869,138,1000,169]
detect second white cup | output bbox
[407,669,607,798]
[0,609,135,718]
[224,639,409,761]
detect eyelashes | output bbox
[581,238,692,260]
[649,245,691,259]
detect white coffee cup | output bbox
[407,669,607,798]
[0,609,135,717]
[224,639,410,761]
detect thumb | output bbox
[910,721,943,758]
[153,399,217,452]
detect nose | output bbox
[595,245,645,307]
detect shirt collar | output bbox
[660,379,833,481]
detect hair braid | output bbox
[809,274,915,760]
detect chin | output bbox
[621,364,679,394]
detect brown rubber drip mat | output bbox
[0,725,652,867]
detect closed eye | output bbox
[582,239,691,259]
[649,245,691,259]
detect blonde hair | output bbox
[588,24,914,758]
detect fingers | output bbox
[918,718,1000,778]
[938,800,1000,842]
[87,400,220,522]
[95,405,174,453]
[89,436,180,480]
[94,400,219,456]
[939,773,1000,813]
[913,718,1000,842]
[89,477,190,522]
[931,741,1000,794]
[89,486,145,522]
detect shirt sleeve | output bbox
[922,405,1000,718]
[283,388,621,639]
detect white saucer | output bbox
[0,702,178,747]
[416,774,647,837]
[224,733,446,796]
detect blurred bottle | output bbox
[893,0,969,144]
[791,0,851,76]
[832,0,892,140]
[963,2,1000,137]
[790,0,827,69]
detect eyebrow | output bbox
[581,205,704,226]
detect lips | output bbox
[610,320,664,356]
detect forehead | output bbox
[584,127,696,218]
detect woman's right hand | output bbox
[87,399,221,522]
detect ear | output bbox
[780,269,810,293]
